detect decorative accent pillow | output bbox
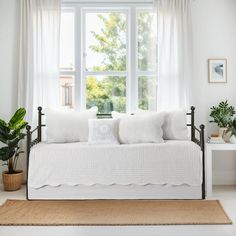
[136,109,188,140]
[118,114,165,144]
[111,111,132,119]
[88,119,120,145]
[46,107,98,143]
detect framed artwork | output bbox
[208,59,227,83]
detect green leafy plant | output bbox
[209,100,235,128]
[0,108,27,174]
[226,118,236,137]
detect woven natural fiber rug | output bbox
[0,199,232,226]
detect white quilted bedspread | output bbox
[28,141,202,189]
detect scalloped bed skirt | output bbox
[28,141,202,189]
[28,184,202,200]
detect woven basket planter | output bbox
[2,170,23,191]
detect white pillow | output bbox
[118,114,164,144]
[46,107,98,143]
[88,119,120,145]
[111,111,132,119]
[163,109,189,140]
[136,109,188,140]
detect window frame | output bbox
[60,2,157,113]
[82,7,129,111]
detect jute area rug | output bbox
[0,199,232,226]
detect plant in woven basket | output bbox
[0,108,27,174]
[209,100,235,128]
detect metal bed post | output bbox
[38,107,42,142]
[200,124,205,199]
[191,106,195,141]
[26,125,31,200]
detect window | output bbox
[84,11,128,113]
[60,4,157,113]
[60,10,75,108]
[137,10,157,111]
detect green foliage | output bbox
[0,108,27,174]
[89,13,126,72]
[87,12,155,112]
[86,76,126,113]
[209,100,235,128]
[227,118,236,136]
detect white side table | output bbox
[206,143,236,197]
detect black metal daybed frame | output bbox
[26,106,205,200]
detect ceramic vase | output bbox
[229,135,236,144]
[219,127,231,142]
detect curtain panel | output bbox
[18,0,61,125]
[155,0,193,110]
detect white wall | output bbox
[192,0,236,184]
[0,0,236,185]
[0,0,20,181]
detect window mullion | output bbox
[84,71,127,76]
[137,71,158,77]
[81,8,87,110]
[74,6,82,110]
[129,6,137,113]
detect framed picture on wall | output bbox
[208,58,227,83]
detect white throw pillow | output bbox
[88,119,120,145]
[163,109,188,140]
[118,114,164,144]
[136,109,188,140]
[46,107,98,143]
[111,111,132,119]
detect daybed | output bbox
[26,107,205,200]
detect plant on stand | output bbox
[226,118,236,144]
[0,108,27,191]
[209,100,235,141]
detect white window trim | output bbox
[62,1,153,7]
[61,2,157,113]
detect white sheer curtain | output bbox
[18,0,61,125]
[155,0,193,110]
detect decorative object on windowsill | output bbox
[0,108,27,191]
[209,100,235,142]
[226,118,236,144]
[208,58,227,83]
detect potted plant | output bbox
[209,100,235,141]
[0,108,27,191]
[226,118,236,144]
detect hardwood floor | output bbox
[0,185,236,236]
